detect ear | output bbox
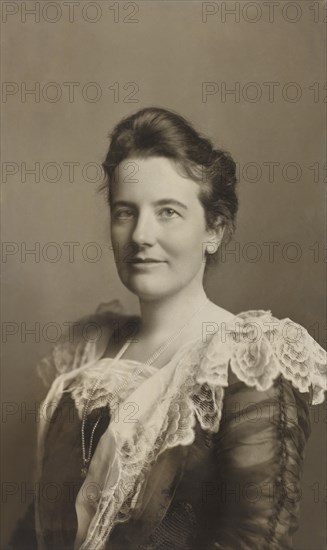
[205,223,226,255]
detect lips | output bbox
[127,258,164,263]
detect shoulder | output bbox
[202,301,235,324]
[36,300,137,388]
[198,308,326,406]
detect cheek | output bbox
[110,221,123,238]
[166,225,206,262]
[110,229,126,265]
[110,223,130,247]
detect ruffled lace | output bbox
[197,309,326,406]
[68,363,156,420]
[37,307,326,408]
[35,307,326,550]
[36,338,92,388]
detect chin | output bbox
[126,283,170,301]
[120,275,174,301]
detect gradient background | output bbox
[1,1,326,548]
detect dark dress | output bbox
[9,309,323,550]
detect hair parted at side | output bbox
[101,106,239,244]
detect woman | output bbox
[11,107,326,550]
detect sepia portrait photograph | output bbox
[1,1,326,549]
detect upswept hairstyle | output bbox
[101,107,238,252]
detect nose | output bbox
[131,210,156,247]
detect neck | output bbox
[137,283,208,339]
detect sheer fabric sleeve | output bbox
[209,372,311,550]
[35,300,127,388]
[36,333,89,389]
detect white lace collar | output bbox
[35,307,326,550]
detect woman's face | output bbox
[110,156,219,301]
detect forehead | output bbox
[113,156,200,203]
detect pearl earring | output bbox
[206,243,218,254]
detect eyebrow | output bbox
[111,199,188,210]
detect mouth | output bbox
[126,258,165,264]
[125,258,166,269]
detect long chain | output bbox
[80,339,131,477]
[80,297,209,477]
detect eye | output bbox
[113,208,135,220]
[158,208,180,219]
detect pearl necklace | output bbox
[80,297,209,477]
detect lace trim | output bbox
[36,338,93,388]
[37,309,326,407]
[36,309,326,550]
[37,310,326,438]
[68,364,155,420]
[197,310,326,406]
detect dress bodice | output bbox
[10,304,326,550]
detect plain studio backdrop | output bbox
[1,1,325,548]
